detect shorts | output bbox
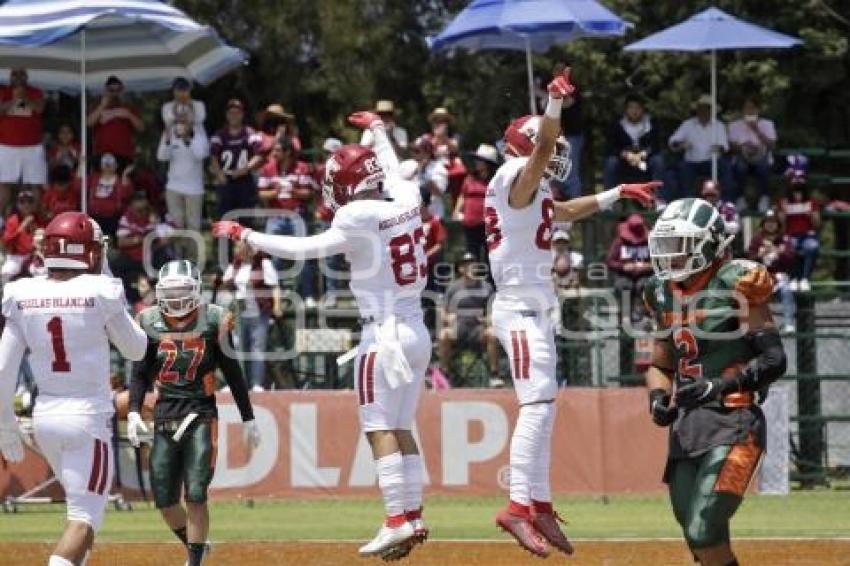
[451,318,486,348]
[356,317,430,432]
[33,412,114,532]
[150,417,218,508]
[491,306,558,404]
[0,144,47,185]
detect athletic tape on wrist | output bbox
[545,96,563,119]
[595,187,622,209]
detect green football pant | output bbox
[150,419,218,509]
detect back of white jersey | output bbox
[1,274,127,415]
[332,192,426,320]
[485,157,557,309]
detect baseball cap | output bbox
[172,77,191,91]
[552,229,570,243]
[105,75,123,87]
[375,100,395,114]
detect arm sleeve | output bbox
[0,319,27,423]
[129,341,157,413]
[245,226,350,260]
[214,319,254,422]
[722,329,786,394]
[668,122,687,148]
[371,125,400,176]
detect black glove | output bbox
[649,388,677,427]
[674,378,726,409]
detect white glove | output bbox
[242,419,261,449]
[127,411,149,448]
[0,422,23,463]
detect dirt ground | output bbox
[3,540,848,565]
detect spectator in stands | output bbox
[18,227,46,280]
[426,107,467,196]
[603,94,665,192]
[779,157,820,292]
[551,229,584,290]
[258,135,318,305]
[0,67,46,213]
[157,103,209,243]
[747,209,796,332]
[161,77,206,136]
[2,189,46,283]
[413,135,449,219]
[421,190,447,293]
[257,103,301,153]
[360,100,408,157]
[728,96,776,212]
[313,137,347,297]
[209,98,267,219]
[47,123,81,175]
[126,145,166,217]
[222,241,283,391]
[87,75,144,171]
[606,213,653,321]
[668,94,732,199]
[42,165,81,220]
[700,179,740,236]
[113,193,175,298]
[87,152,134,239]
[438,252,500,386]
[454,144,498,260]
[131,273,156,314]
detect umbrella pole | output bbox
[80,29,87,213]
[711,49,718,182]
[524,36,535,114]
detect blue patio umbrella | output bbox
[624,7,802,180]
[0,0,247,206]
[431,0,627,113]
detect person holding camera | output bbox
[87,75,144,172]
[0,67,46,214]
[728,96,777,212]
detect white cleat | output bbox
[358,522,415,557]
[411,518,429,543]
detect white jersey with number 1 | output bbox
[0,274,148,417]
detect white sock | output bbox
[402,454,424,514]
[530,403,556,503]
[375,452,405,519]
[48,556,74,566]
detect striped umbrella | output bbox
[0,0,247,205]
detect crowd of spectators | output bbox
[0,60,832,389]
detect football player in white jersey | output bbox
[0,211,148,566]
[487,69,661,557]
[213,113,430,560]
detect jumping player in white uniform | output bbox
[488,69,661,557]
[0,211,148,566]
[213,112,430,560]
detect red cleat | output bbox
[495,508,550,558]
[531,509,574,555]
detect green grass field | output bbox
[1,491,849,543]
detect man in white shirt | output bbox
[668,94,733,200]
[728,96,777,211]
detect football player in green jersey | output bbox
[127,260,260,566]
[643,198,787,566]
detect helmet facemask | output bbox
[545,136,572,182]
[649,227,732,282]
[156,279,201,317]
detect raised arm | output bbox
[349,112,400,175]
[212,220,350,260]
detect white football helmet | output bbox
[156,260,202,317]
[503,115,572,182]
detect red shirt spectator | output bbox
[43,166,81,219]
[3,193,45,255]
[422,212,447,269]
[87,76,144,161]
[258,137,315,212]
[779,195,818,236]
[88,154,134,218]
[0,84,44,147]
[117,199,158,262]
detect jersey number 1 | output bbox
[47,316,71,373]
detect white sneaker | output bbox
[411,517,429,542]
[782,324,796,334]
[799,279,811,292]
[358,522,415,557]
[789,279,799,292]
[251,384,265,392]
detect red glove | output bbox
[548,67,576,99]
[348,111,383,130]
[212,220,250,242]
[620,181,663,208]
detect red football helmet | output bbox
[43,211,104,272]
[322,144,385,211]
[503,115,572,181]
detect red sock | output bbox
[508,500,531,518]
[405,507,422,521]
[385,513,407,528]
[532,500,553,514]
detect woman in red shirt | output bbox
[453,144,499,261]
[778,158,820,292]
[43,165,81,220]
[87,152,134,239]
[2,189,45,282]
[47,122,82,173]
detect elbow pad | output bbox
[734,328,787,392]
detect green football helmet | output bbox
[648,198,734,282]
[156,260,202,317]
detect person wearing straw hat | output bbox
[361,100,408,157]
[257,103,301,153]
[427,106,467,195]
[668,94,732,201]
[454,143,499,261]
